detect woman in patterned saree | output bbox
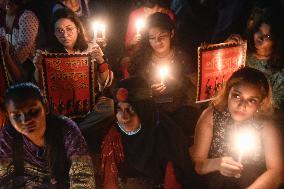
[0,82,96,188]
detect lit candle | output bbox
[234,128,257,162]
[92,21,106,42]
[158,65,169,85]
[135,18,145,36]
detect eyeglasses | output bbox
[55,26,77,37]
[255,31,272,41]
[149,32,171,42]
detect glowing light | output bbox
[92,21,106,41]
[158,65,169,84]
[234,128,257,162]
[135,18,145,36]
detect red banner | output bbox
[196,42,247,103]
[41,53,95,118]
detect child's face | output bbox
[228,83,263,122]
[54,18,78,51]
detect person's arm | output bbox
[191,107,243,176]
[90,45,113,91]
[0,38,21,82]
[246,121,284,189]
[63,119,96,188]
[14,11,39,64]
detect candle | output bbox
[135,18,145,36]
[92,21,106,42]
[158,65,169,85]
[234,128,257,162]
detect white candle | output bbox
[92,21,106,42]
[234,128,257,163]
[135,18,145,36]
[158,65,169,85]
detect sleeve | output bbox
[125,9,138,50]
[271,71,284,109]
[63,120,96,189]
[15,11,39,63]
[0,127,14,183]
[97,69,114,92]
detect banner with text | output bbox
[196,42,247,103]
[41,53,95,118]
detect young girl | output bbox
[191,67,283,189]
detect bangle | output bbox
[98,62,109,73]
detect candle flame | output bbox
[159,65,169,78]
[234,128,257,154]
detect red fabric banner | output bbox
[197,42,247,103]
[41,53,95,118]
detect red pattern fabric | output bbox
[101,126,124,189]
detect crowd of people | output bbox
[0,0,283,188]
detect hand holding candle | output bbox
[158,65,169,85]
[92,21,106,43]
[234,128,257,163]
[135,18,145,37]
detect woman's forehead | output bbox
[7,98,42,110]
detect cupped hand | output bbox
[218,156,243,178]
[151,83,166,94]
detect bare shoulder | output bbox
[198,106,214,124]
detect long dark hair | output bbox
[248,7,284,66]
[50,8,89,53]
[129,12,176,75]
[4,83,70,188]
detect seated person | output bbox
[101,77,197,189]
[125,0,175,56]
[0,0,39,81]
[33,8,114,130]
[191,67,283,189]
[129,12,200,144]
[0,82,95,188]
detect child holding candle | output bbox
[191,67,283,189]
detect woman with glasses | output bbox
[34,8,112,91]
[191,67,283,189]
[0,82,96,188]
[128,12,200,146]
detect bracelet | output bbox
[98,62,109,73]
